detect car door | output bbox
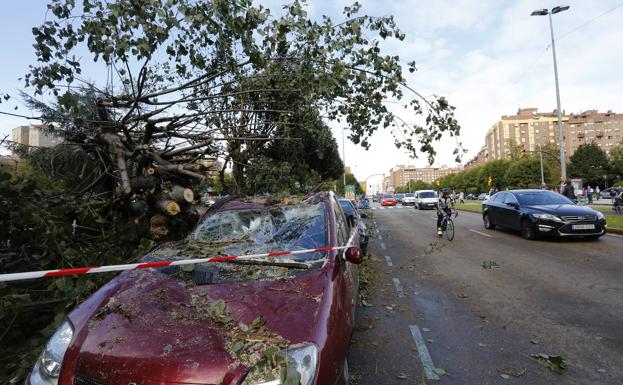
[501,193,522,229]
[332,197,358,323]
[486,192,504,225]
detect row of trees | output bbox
[434,142,623,193]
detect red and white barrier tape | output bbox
[0,245,356,282]
[1,224,359,283]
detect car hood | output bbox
[525,204,598,217]
[65,267,327,385]
[419,198,437,203]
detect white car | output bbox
[414,190,438,210]
[402,192,416,205]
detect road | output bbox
[348,203,623,385]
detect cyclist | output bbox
[437,188,454,237]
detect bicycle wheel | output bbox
[445,218,454,241]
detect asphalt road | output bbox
[347,203,623,385]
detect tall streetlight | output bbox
[342,127,346,188]
[531,5,569,182]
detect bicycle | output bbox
[440,208,458,241]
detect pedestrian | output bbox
[561,179,576,202]
[459,191,465,204]
[587,185,593,204]
[596,185,601,198]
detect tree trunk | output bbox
[154,200,181,216]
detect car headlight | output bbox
[241,343,318,385]
[532,213,562,222]
[30,320,74,385]
[596,211,605,219]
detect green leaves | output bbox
[531,353,568,374]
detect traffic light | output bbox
[487,176,492,187]
[520,145,526,159]
[436,179,440,187]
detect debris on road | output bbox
[456,292,469,299]
[433,368,449,376]
[498,367,527,378]
[396,373,408,379]
[530,353,568,374]
[481,260,500,269]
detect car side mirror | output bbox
[344,246,363,264]
[506,202,519,209]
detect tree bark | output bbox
[170,185,194,203]
[154,200,181,216]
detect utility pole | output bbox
[531,6,570,184]
[342,128,346,189]
[539,144,545,186]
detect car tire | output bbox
[521,220,536,240]
[483,213,495,230]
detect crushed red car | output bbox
[27,192,362,385]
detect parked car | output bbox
[339,198,369,255]
[477,193,490,200]
[27,193,362,385]
[395,193,405,203]
[600,187,623,200]
[372,195,381,202]
[380,194,397,206]
[402,193,416,206]
[357,198,370,210]
[482,189,607,240]
[466,193,477,200]
[414,190,438,210]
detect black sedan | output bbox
[482,189,607,240]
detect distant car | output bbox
[372,195,381,202]
[478,193,490,200]
[26,192,361,385]
[357,198,370,210]
[414,190,438,210]
[466,193,477,200]
[600,187,622,199]
[339,198,369,255]
[482,189,606,240]
[381,194,397,206]
[402,193,416,206]
[395,193,405,203]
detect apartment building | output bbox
[484,108,623,161]
[464,146,488,170]
[11,125,62,148]
[389,165,460,187]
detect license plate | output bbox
[572,224,595,230]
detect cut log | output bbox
[130,176,159,191]
[150,214,169,238]
[155,200,181,216]
[170,185,194,203]
[145,167,156,176]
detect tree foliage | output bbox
[568,142,609,186]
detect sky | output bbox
[1,1,623,191]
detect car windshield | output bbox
[419,191,437,198]
[339,200,355,216]
[405,193,415,197]
[515,191,574,206]
[191,201,327,261]
[383,195,394,199]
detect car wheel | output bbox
[483,213,495,230]
[521,220,536,240]
[340,358,349,385]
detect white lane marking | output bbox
[380,242,387,250]
[378,235,383,240]
[469,229,493,238]
[392,277,405,298]
[384,255,393,267]
[372,207,377,210]
[409,325,440,380]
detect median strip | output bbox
[409,325,440,380]
[392,277,405,298]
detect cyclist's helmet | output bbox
[440,188,450,195]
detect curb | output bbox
[456,208,623,235]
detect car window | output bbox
[339,199,359,219]
[503,193,519,205]
[333,199,350,246]
[191,200,328,261]
[419,191,437,198]
[490,193,502,202]
[405,193,415,198]
[515,191,573,206]
[382,194,393,199]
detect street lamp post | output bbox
[531,6,569,183]
[342,128,346,189]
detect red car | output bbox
[380,194,397,206]
[27,193,362,385]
